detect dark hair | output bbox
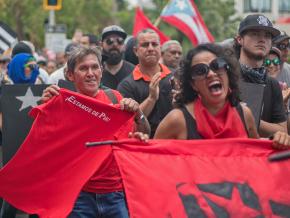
[12,42,32,58]
[83,33,99,45]
[124,36,139,65]
[233,37,241,59]
[67,46,102,73]
[176,43,241,107]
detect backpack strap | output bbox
[103,88,118,105]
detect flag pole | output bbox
[268,150,290,162]
[153,0,169,27]
[85,139,146,147]
[153,17,161,27]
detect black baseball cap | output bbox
[273,31,290,44]
[11,42,32,58]
[238,14,280,37]
[101,25,127,41]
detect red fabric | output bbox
[82,90,134,193]
[160,0,214,46]
[276,17,290,24]
[114,138,290,217]
[194,98,248,139]
[0,88,134,218]
[133,7,170,45]
[132,63,171,82]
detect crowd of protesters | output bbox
[0,13,290,217]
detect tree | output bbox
[0,0,132,49]
[147,0,240,50]
[194,0,240,42]
[0,0,239,51]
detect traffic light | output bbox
[43,0,62,10]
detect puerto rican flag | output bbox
[160,0,214,46]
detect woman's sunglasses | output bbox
[105,37,124,46]
[190,58,229,80]
[24,63,38,71]
[264,58,280,67]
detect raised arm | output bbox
[139,72,161,117]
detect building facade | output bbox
[235,0,290,34]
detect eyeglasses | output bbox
[24,64,38,71]
[190,58,229,80]
[276,43,290,50]
[105,37,124,46]
[264,58,280,66]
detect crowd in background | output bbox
[0,12,290,217]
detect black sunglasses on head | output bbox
[190,58,229,80]
[277,43,290,50]
[105,37,124,46]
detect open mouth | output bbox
[208,81,223,95]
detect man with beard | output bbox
[101,25,135,89]
[235,14,287,137]
[117,29,173,137]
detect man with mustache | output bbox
[235,14,287,137]
[101,25,135,89]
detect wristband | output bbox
[135,111,145,123]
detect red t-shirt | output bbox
[0,88,134,217]
[82,89,134,193]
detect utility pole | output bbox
[49,10,55,27]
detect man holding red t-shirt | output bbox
[42,46,150,217]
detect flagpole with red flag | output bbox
[132,7,170,44]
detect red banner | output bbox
[0,89,133,218]
[114,139,290,217]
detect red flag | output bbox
[0,89,133,218]
[114,138,290,217]
[160,0,214,46]
[277,17,290,24]
[133,7,170,44]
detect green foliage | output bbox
[195,0,240,42]
[149,0,239,50]
[0,0,239,51]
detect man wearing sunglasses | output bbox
[273,31,290,87]
[101,25,135,89]
[264,47,282,79]
[235,14,287,137]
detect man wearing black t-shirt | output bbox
[117,29,173,137]
[101,25,135,89]
[235,14,287,137]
